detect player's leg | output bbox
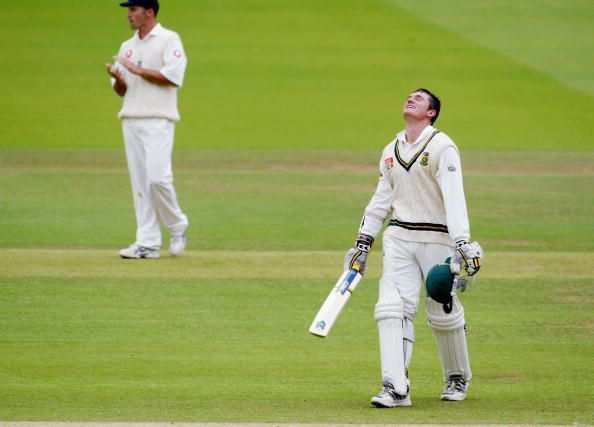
[120,119,161,258]
[144,119,189,255]
[371,236,420,408]
[419,243,472,400]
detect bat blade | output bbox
[309,268,363,337]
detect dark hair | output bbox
[414,88,441,124]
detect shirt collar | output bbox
[397,125,435,145]
[135,22,163,40]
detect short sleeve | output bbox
[160,36,187,87]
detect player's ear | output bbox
[427,109,436,120]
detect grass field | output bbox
[1,0,593,425]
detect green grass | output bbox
[1,150,593,252]
[2,0,594,150]
[0,254,592,423]
[389,0,594,97]
[1,0,594,424]
[0,151,593,424]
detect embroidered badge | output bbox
[125,49,133,58]
[174,49,182,58]
[448,164,457,172]
[420,151,429,166]
[385,157,394,170]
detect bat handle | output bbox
[450,274,459,297]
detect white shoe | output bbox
[441,376,468,401]
[168,230,186,256]
[119,244,160,259]
[371,381,411,408]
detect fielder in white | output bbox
[344,88,483,407]
[105,0,188,259]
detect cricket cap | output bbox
[119,0,159,15]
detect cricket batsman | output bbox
[344,88,483,407]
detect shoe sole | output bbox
[119,253,160,259]
[441,394,466,401]
[120,256,160,259]
[371,399,412,408]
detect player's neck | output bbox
[138,20,157,39]
[405,121,431,144]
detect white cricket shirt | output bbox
[112,23,187,121]
[359,125,471,246]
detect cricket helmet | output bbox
[426,257,455,312]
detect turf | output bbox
[389,0,594,97]
[2,0,594,150]
[1,0,593,424]
[0,251,592,424]
[1,151,593,424]
[1,150,593,252]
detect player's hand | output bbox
[105,62,127,96]
[115,55,141,75]
[450,241,483,276]
[105,62,124,80]
[343,233,374,275]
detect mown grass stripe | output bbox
[1,249,592,280]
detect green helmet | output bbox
[426,257,455,313]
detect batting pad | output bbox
[426,297,472,381]
[375,300,408,395]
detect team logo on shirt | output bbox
[125,49,133,58]
[420,151,430,166]
[384,157,394,169]
[173,49,182,58]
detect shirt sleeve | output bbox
[358,148,393,238]
[160,36,187,87]
[437,146,470,243]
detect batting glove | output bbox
[344,233,374,275]
[450,241,483,276]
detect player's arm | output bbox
[114,37,187,88]
[437,146,483,275]
[105,62,127,96]
[344,149,394,274]
[438,146,469,244]
[114,56,177,87]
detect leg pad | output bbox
[375,300,408,395]
[426,297,472,381]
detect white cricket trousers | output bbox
[122,118,188,248]
[379,234,454,319]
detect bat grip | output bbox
[450,274,459,297]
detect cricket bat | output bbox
[309,267,363,337]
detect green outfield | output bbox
[1,0,593,425]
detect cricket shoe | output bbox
[441,376,468,401]
[168,229,187,256]
[119,244,160,259]
[371,381,411,408]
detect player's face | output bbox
[127,6,150,30]
[403,91,435,122]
